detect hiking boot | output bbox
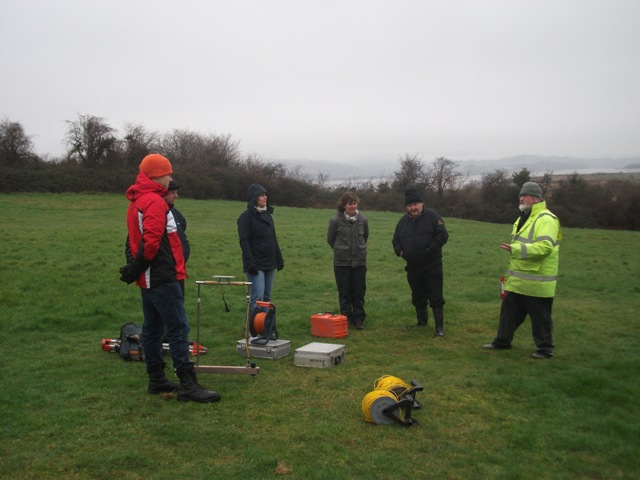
[176,364,221,403]
[147,364,179,394]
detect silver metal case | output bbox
[236,338,291,360]
[294,342,345,368]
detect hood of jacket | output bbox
[246,183,270,209]
[126,172,167,202]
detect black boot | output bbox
[176,364,221,403]
[147,363,179,394]
[408,307,428,329]
[433,307,444,336]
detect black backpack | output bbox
[118,322,144,361]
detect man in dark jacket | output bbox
[392,188,449,335]
[237,183,284,313]
[120,154,220,403]
[165,181,190,295]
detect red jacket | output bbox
[125,172,186,288]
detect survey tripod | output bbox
[193,276,260,376]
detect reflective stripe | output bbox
[536,235,560,246]
[514,212,560,245]
[513,234,560,247]
[506,269,558,282]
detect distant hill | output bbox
[280,155,640,184]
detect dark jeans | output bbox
[493,292,554,355]
[406,265,445,310]
[141,281,192,372]
[334,265,366,325]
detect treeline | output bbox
[2,115,639,230]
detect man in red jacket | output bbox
[120,154,220,403]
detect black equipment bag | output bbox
[118,322,144,361]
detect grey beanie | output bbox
[519,182,542,198]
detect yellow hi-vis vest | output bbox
[504,200,561,298]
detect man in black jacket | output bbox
[165,181,190,295]
[392,188,449,335]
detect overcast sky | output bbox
[1,0,639,165]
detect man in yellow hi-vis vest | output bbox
[483,182,562,359]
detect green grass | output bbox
[1,192,639,479]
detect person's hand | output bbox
[248,266,258,275]
[119,255,150,284]
[277,264,284,271]
[500,243,512,252]
[119,264,138,284]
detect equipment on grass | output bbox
[101,338,208,358]
[294,342,345,368]
[361,375,424,426]
[236,338,291,359]
[249,301,278,345]
[101,322,207,361]
[192,276,260,376]
[310,312,348,338]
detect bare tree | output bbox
[122,122,158,166]
[534,170,554,198]
[316,172,330,189]
[158,129,240,167]
[64,114,117,167]
[0,118,37,167]
[392,154,426,191]
[427,157,465,198]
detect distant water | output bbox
[550,167,640,175]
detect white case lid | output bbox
[295,342,345,354]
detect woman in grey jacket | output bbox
[327,192,369,330]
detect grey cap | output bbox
[519,182,542,198]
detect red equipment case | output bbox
[310,312,348,338]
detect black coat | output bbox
[392,208,448,271]
[237,184,284,272]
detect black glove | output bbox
[277,264,284,272]
[119,264,138,284]
[248,266,259,275]
[119,255,150,284]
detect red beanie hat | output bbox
[139,154,173,178]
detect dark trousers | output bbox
[141,281,192,372]
[334,265,366,325]
[406,265,445,310]
[494,292,554,354]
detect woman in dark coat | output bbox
[237,183,284,312]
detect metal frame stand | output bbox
[193,276,259,376]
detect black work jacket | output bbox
[392,208,448,270]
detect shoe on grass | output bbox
[531,351,553,359]
[482,343,512,350]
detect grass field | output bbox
[1,193,639,479]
